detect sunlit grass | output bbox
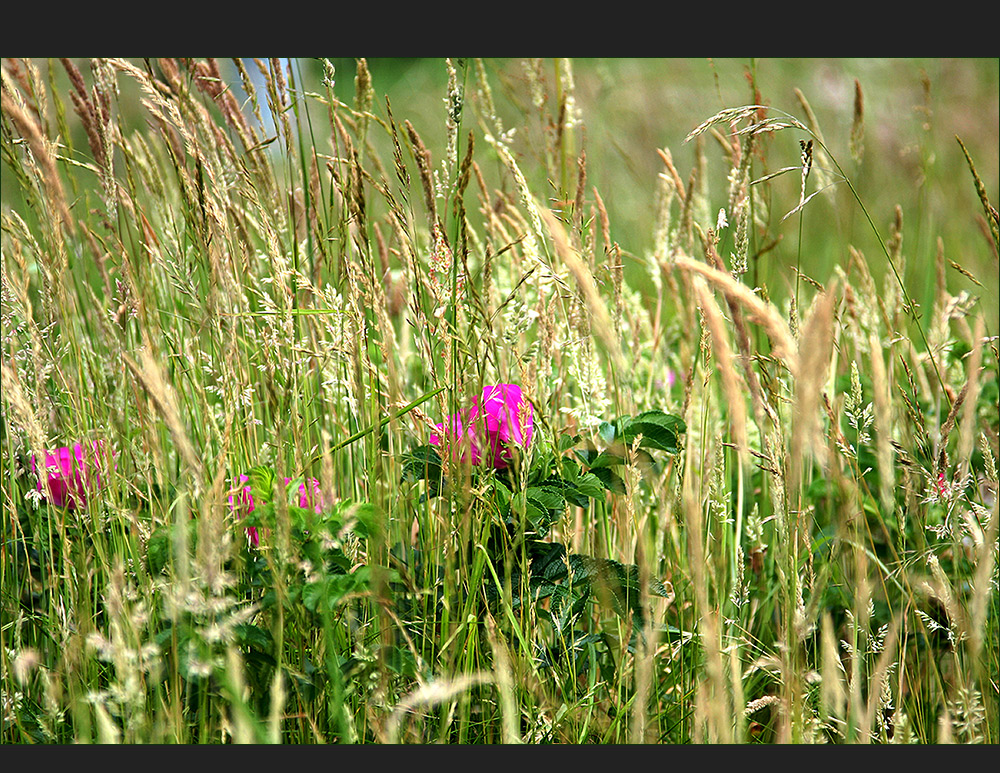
[2,57,997,744]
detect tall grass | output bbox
[2,57,997,744]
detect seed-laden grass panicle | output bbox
[1,57,996,745]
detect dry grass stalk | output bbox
[956,316,986,483]
[679,399,735,743]
[385,672,494,744]
[674,254,797,372]
[820,612,848,729]
[59,59,116,209]
[696,224,776,436]
[792,89,833,192]
[859,615,901,742]
[869,331,897,513]
[937,377,969,482]
[850,78,865,163]
[538,205,624,374]
[405,120,437,224]
[657,146,687,201]
[484,614,524,744]
[790,280,839,481]
[1,361,49,464]
[969,434,999,664]
[124,347,203,483]
[1,67,74,236]
[956,135,999,253]
[693,277,749,468]
[684,105,773,143]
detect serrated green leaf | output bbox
[527,485,566,511]
[302,566,374,612]
[623,410,685,452]
[248,465,277,498]
[591,449,628,469]
[245,502,274,530]
[146,526,171,575]
[557,480,592,508]
[524,502,550,535]
[574,472,606,500]
[529,541,569,581]
[559,457,581,480]
[558,433,580,452]
[401,444,444,483]
[565,554,671,619]
[632,409,686,432]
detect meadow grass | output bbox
[1,57,997,744]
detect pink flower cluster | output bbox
[229,474,326,547]
[31,440,115,510]
[430,384,533,469]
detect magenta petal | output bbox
[431,412,481,464]
[293,477,325,513]
[486,384,532,466]
[229,474,259,546]
[429,385,532,470]
[31,440,113,509]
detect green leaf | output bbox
[146,522,198,575]
[233,622,274,655]
[383,645,419,678]
[558,433,580,453]
[529,540,569,581]
[489,478,513,517]
[332,500,377,538]
[527,485,566,512]
[245,501,274,530]
[565,554,671,619]
[590,467,626,493]
[573,472,606,500]
[559,457,581,480]
[525,502,550,536]
[401,444,444,484]
[302,566,375,612]
[146,526,171,575]
[598,421,618,444]
[573,446,625,470]
[247,465,278,499]
[622,410,685,453]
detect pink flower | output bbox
[229,474,326,547]
[31,440,114,509]
[430,384,533,469]
[285,476,325,513]
[229,474,260,547]
[936,470,949,499]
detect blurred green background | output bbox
[5,57,998,318]
[333,57,1000,319]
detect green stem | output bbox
[309,385,446,463]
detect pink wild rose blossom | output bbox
[229,474,260,546]
[229,474,326,547]
[430,384,533,469]
[31,440,115,509]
